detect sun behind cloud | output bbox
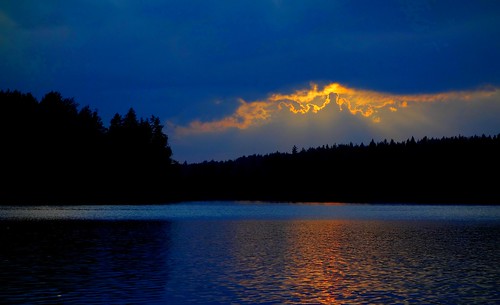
[172,82,498,136]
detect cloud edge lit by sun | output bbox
[171,82,498,137]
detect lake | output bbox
[1,202,499,304]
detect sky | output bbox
[1,0,499,163]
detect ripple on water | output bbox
[0,205,499,304]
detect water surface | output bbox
[1,202,499,304]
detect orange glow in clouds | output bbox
[174,82,496,136]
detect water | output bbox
[1,202,499,304]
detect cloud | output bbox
[170,85,500,163]
[173,99,272,135]
[172,82,498,136]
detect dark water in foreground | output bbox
[0,202,499,304]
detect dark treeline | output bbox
[1,89,499,204]
[1,89,176,204]
[180,134,500,204]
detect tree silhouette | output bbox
[1,89,499,205]
[0,89,177,204]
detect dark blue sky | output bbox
[1,0,499,162]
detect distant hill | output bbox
[1,89,499,205]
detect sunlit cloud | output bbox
[172,82,497,136]
[173,99,273,135]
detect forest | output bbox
[1,89,499,205]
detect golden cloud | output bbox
[173,82,497,136]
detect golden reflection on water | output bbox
[224,220,368,304]
[212,219,498,304]
[2,215,498,304]
[282,220,346,304]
